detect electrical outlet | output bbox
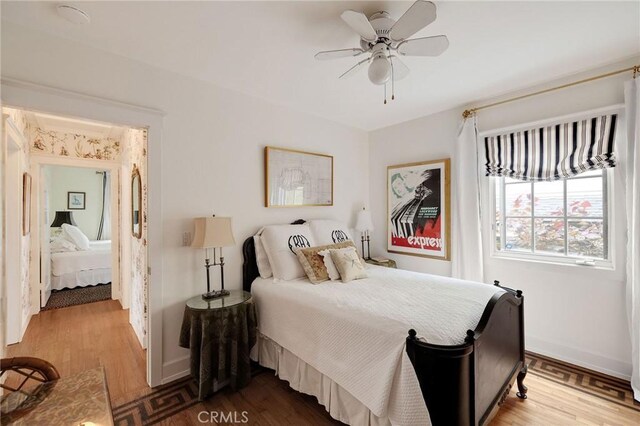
[183,232,191,246]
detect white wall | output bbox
[0,22,370,381]
[47,165,104,239]
[370,58,638,379]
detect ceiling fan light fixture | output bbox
[368,56,391,85]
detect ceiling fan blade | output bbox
[397,35,449,57]
[339,58,371,79]
[314,48,365,61]
[389,56,410,81]
[341,10,378,43]
[389,0,437,42]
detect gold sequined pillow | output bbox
[296,241,356,284]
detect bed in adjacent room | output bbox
[50,224,112,291]
[244,220,527,426]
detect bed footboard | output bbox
[406,282,525,426]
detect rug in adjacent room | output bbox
[41,283,112,311]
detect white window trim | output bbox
[488,169,615,269]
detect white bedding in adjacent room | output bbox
[251,265,504,426]
[50,240,112,290]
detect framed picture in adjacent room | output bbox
[387,158,451,260]
[22,173,31,236]
[68,191,86,210]
[264,146,333,207]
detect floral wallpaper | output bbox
[4,108,32,327]
[30,127,121,161]
[124,128,148,347]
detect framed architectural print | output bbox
[22,173,31,236]
[67,191,86,210]
[387,158,451,260]
[265,146,333,207]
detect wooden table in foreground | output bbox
[0,367,113,425]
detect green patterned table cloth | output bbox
[179,293,257,400]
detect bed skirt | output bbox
[51,268,112,291]
[250,333,391,426]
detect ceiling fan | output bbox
[315,0,449,103]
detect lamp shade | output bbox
[191,216,235,249]
[51,211,77,227]
[355,208,374,232]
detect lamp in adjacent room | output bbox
[50,211,77,237]
[191,215,235,300]
[355,207,374,260]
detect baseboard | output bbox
[526,335,632,381]
[162,355,190,385]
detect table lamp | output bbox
[50,211,77,237]
[355,207,374,260]
[191,215,236,300]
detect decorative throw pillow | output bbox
[61,223,91,250]
[253,229,273,278]
[318,249,340,281]
[296,241,357,284]
[308,220,354,246]
[261,224,316,280]
[330,247,368,283]
[50,237,78,253]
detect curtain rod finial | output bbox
[462,109,476,119]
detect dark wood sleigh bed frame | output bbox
[242,220,528,426]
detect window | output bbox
[493,169,609,264]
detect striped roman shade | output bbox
[484,114,618,181]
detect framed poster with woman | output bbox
[387,158,451,260]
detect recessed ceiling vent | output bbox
[56,4,90,25]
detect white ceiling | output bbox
[2,1,639,130]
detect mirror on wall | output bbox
[132,166,142,239]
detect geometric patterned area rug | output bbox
[112,376,200,425]
[41,283,111,311]
[112,352,638,425]
[525,352,640,412]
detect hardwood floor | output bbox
[7,300,640,425]
[6,299,147,404]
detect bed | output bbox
[51,241,112,290]
[242,221,527,426]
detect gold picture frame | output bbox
[387,158,451,260]
[22,172,31,236]
[264,146,334,208]
[132,165,142,239]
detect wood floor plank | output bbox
[7,300,640,425]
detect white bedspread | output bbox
[252,265,504,426]
[51,247,111,276]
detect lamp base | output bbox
[202,289,230,300]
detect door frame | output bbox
[30,156,122,307]
[1,77,165,387]
[3,115,27,345]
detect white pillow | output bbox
[50,237,78,253]
[308,220,354,246]
[253,229,273,279]
[61,223,91,251]
[261,224,316,280]
[318,249,340,281]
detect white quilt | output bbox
[252,265,504,426]
[51,248,111,276]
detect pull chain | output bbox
[390,59,395,101]
[384,83,387,105]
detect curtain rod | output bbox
[462,64,640,119]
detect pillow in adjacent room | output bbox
[261,224,316,280]
[308,220,354,246]
[61,223,91,250]
[296,241,357,284]
[318,249,340,281]
[253,228,273,278]
[330,246,368,283]
[50,237,78,253]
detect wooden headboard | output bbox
[242,219,306,292]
